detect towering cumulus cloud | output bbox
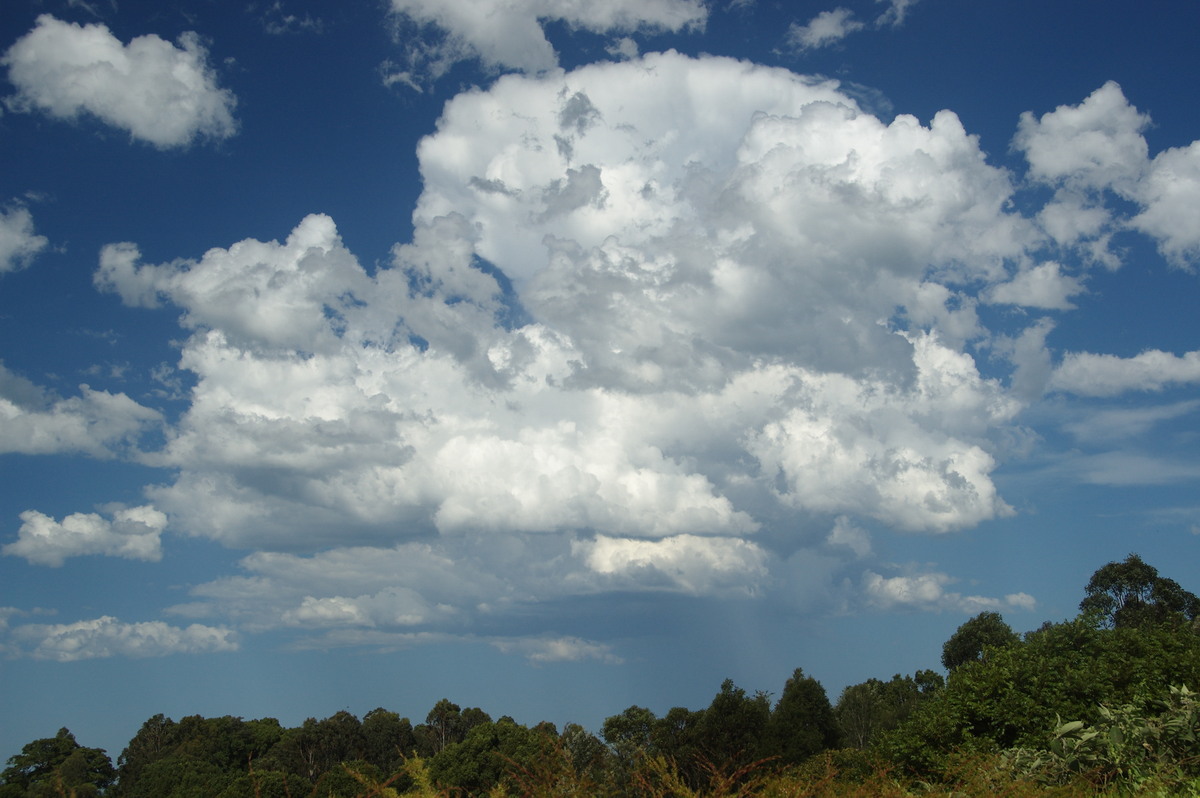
[91,53,1078,648]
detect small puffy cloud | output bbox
[2,15,237,148]
[826,516,871,558]
[577,534,769,595]
[0,363,161,458]
[863,569,1035,613]
[386,0,706,83]
[1131,141,1200,265]
[0,204,48,275]
[788,8,864,50]
[987,261,1084,310]
[492,636,623,665]
[10,616,237,661]
[1013,81,1149,193]
[1050,349,1200,396]
[4,505,166,567]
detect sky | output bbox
[2,0,1200,765]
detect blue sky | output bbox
[3,0,1200,764]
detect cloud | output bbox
[0,363,161,458]
[1061,400,1200,442]
[9,616,237,661]
[1050,349,1200,396]
[863,569,1035,613]
[1015,81,1200,269]
[0,204,48,275]
[1014,81,1149,193]
[1131,141,1200,265]
[385,0,706,83]
[788,8,864,50]
[4,505,166,567]
[91,57,1200,654]
[492,636,623,665]
[577,534,769,595]
[986,261,1084,310]
[2,14,237,148]
[875,0,920,27]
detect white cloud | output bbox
[1014,81,1149,193]
[1050,349,1200,396]
[789,8,864,50]
[0,363,161,457]
[875,0,920,27]
[10,616,237,661]
[863,569,1035,613]
[2,14,237,148]
[986,261,1084,310]
[82,54,1138,650]
[4,505,166,567]
[1066,452,1200,486]
[386,0,706,83]
[577,534,769,595]
[492,636,623,665]
[1132,141,1200,265]
[0,204,48,275]
[1062,400,1200,442]
[826,516,872,558]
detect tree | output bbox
[882,616,1200,778]
[941,611,1019,671]
[835,670,942,749]
[1080,553,1200,629]
[424,699,462,755]
[764,668,839,765]
[361,708,416,773]
[1,728,114,797]
[695,679,771,771]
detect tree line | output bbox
[4,553,1199,797]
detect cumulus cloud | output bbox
[2,15,237,148]
[385,0,706,83]
[0,204,48,275]
[4,505,166,567]
[94,56,1200,652]
[0,363,161,457]
[1015,81,1200,269]
[789,8,864,50]
[577,534,769,595]
[1132,141,1200,265]
[9,616,237,661]
[987,261,1085,310]
[864,569,1035,613]
[1050,349,1200,396]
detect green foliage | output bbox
[1,728,114,797]
[940,611,1019,672]
[882,614,1200,780]
[1081,553,1200,630]
[763,668,839,766]
[835,672,941,750]
[1002,684,1200,792]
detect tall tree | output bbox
[695,679,771,770]
[1080,553,1200,629]
[764,668,839,765]
[941,611,1019,671]
[425,699,462,755]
